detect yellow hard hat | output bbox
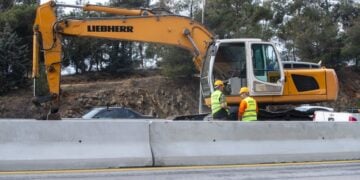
[214,80,224,87]
[239,87,249,94]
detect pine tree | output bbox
[0,23,29,94]
[275,1,342,65]
[203,0,273,40]
[342,16,360,69]
[157,46,195,78]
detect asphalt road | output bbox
[1,161,360,180]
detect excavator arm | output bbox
[32,1,213,116]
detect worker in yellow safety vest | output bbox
[211,80,229,120]
[238,87,258,121]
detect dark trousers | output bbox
[213,108,228,120]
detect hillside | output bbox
[0,71,200,119]
[0,68,358,119]
[321,67,360,111]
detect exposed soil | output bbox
[0,71,200,119]
[0,68,358,119]
[320,66,360,111]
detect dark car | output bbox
[82,107,154,119]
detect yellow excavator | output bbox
[32,1,338,119]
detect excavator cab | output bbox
[200,39,284,106]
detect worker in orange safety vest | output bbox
[238,87,258,121]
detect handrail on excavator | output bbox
[55,2,155,16]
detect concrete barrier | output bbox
[150,121,360,166]
[0,119,153,171]
[2,120,360,170]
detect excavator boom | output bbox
[32,1,212,114]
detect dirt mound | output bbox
[60,75,200,118]
[321,67,360,111]
[0,68,358,119]
[0,87,35,118]
[0,73,200,119]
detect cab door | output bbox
[200,44,216,98]
[247,42,284,96]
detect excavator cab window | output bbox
[213,42,247,95]
[248,43,283,95]
[251,44,280,83]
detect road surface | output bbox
[1,161,360,180]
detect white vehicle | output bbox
[313,111,359,122]
[294,105,334,113]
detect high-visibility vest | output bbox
[211,90,223,115]
[242,97,257,121]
